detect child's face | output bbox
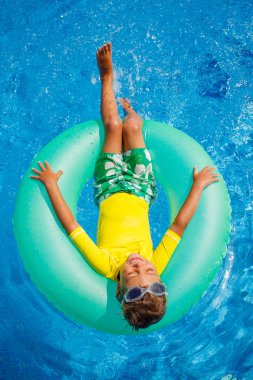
[116,254,161,299]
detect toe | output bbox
[107,42,112,51]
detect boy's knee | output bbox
[123,119,142,135]
[104,116,123,133]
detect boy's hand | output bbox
[193,166,220,190]
[172,165,220,233]
[30,161,63,187]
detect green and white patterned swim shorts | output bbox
[92,148,158,207]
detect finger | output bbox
[209,178,220,184]
[204,165,212,171]
[45,161,51,170]
[210,179,220,184]
[57,169,63,177]
[29,175,41,180]
[31,168,41,175]
[38,161,46,171]
[206,175,219,181]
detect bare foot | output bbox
[119,98,135,114]
[96,42,113,80]
[120,98,143,126]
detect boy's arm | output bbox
[30,161,79,234]
[169,166,220,237]
[30,160,113,278]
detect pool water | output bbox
[1,0,253,379]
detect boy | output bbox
[30,42,219,330]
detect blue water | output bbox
[1,0,252,378]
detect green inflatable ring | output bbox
[13,120,231,335]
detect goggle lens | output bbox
[127,287,142,300]
[150,282,165,293]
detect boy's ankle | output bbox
[101,73,113,82]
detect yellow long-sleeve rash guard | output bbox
[68,193,181,282]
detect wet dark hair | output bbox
[122,292,167,331]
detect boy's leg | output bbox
[93,43,124,206]
[120,98,146,151]
[96,42,123,154]
[120,98,158,206]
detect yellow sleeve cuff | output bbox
[165,229,181,244]
[69,226,83,240]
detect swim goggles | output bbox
[117,282,167,304]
